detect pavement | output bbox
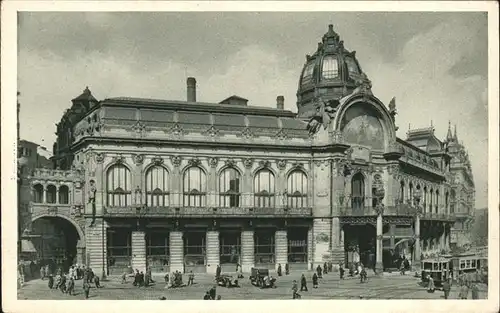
[17,270,488,300]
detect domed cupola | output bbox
[296,24,371,118]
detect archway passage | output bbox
[343,224,376,269]
[30,216,81,273]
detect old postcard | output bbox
[1,1,498,313]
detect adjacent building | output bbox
[20,25,476,276]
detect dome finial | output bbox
[446,120,453,142]
[453,124,458,141]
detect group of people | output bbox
[291,262,337,299]
[129,268,155,287]
[46,265,100,299]
[426,270,481,300]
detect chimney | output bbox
[187,77,196,102]
[276,96,284,110]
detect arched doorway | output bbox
[29,216,82,272]
[343,223,376,269]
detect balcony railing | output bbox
[420,212,456,222]
[103,206,313,218]
[31,168,80,179]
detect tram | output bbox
[420,258,450,289]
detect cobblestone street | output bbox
[18,271,487,300]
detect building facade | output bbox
[21,25,475,275]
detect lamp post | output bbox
[413,188,422,273]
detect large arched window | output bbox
[59,185,69,204]
[321,55,339,80]
[301,62,315,85]
[33,184,43,203]
[409,182,414,205]
[351,173,365,210]
[254,169,275,208]
[183,167,206,207]
[450,190,456,213]
[219,168,241,207]
[146,166,170,207]
[345,56,360,75]
[429,188,434,212]
[106,164,132,207]
[287,170,308,208]
[46,185,57,204]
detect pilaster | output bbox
[85,218,107,277]
[131,231,146,273]
[241,230,254,272]
[312,218,331,267]
[169,231,184,273]
[206,230,220,273]
[275,230,288,270]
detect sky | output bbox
[17,12,489,208]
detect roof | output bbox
[72,87,98,103]
[405,126,443,153]
[219,95,249,104]
[100,97,309,139]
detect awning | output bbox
[21,239,37,253]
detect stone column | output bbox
[312,219,330,268]
[56,186,60,204]
[169,231,184,273]
[85,218,107,277]
[413,214,421,271]
[131,231,146,273]
[206,230,220,274]
[307,228,313,270]
[275,230,288,271]
[43,185,47,203]
[389,224,396,249]
[331,217,341,248]
[375,214,384,274]
[241,230,254,272]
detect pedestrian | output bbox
[427,275,435,293]
[277,263,282,277]
[187,271,194,286]
[316,265,323,278]
[121,271,127,284]
[285,263,290,275]
[209,285,217,300]
[147,267,154,284]
[323,262,328,275]
[339,265,345,280]
[40,265,46,280]
[83,281,90,299]
[292,280,300,299]
[133,269,140,287]
[360,267,367,283]
[139,271,145,287]
[442,278,451,299]
[203,291,211,300]
[215,264,222,279]
[459,283,469,299]
[59,274,67,293]
[312,272,319,289]
[471,283,479,299]
[94,275,101,288]
[66,277,75,296]
[48,274,54,289]
[300,273,308,291]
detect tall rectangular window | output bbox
[321,55,339,79]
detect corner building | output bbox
[24,25,475,275]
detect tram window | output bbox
[466,260,471,268]
[472,260,476,268]
[423,263,432,270]
[460,261,465,269]
[433,263,439,270]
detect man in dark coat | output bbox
[277,264,282,277]
[83,281,90,299]
[215,265,222,279]
[94,275,101,288]
[316,265,323,278]
[285,263,290,275]
[48,275,54,289]
[312,272,319,288]
[66,277,75,296]
[209,285,217,300]
[323,262,328,275]
[59,274,67,293]
[300,274,308,291]
[339,266,345,280]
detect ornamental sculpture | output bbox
[170,156,182,167]
[244,158,254,169]
[133,154,145,165]
[306,97,340,135]
[224,159,236,168]
[209,157,219,168]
